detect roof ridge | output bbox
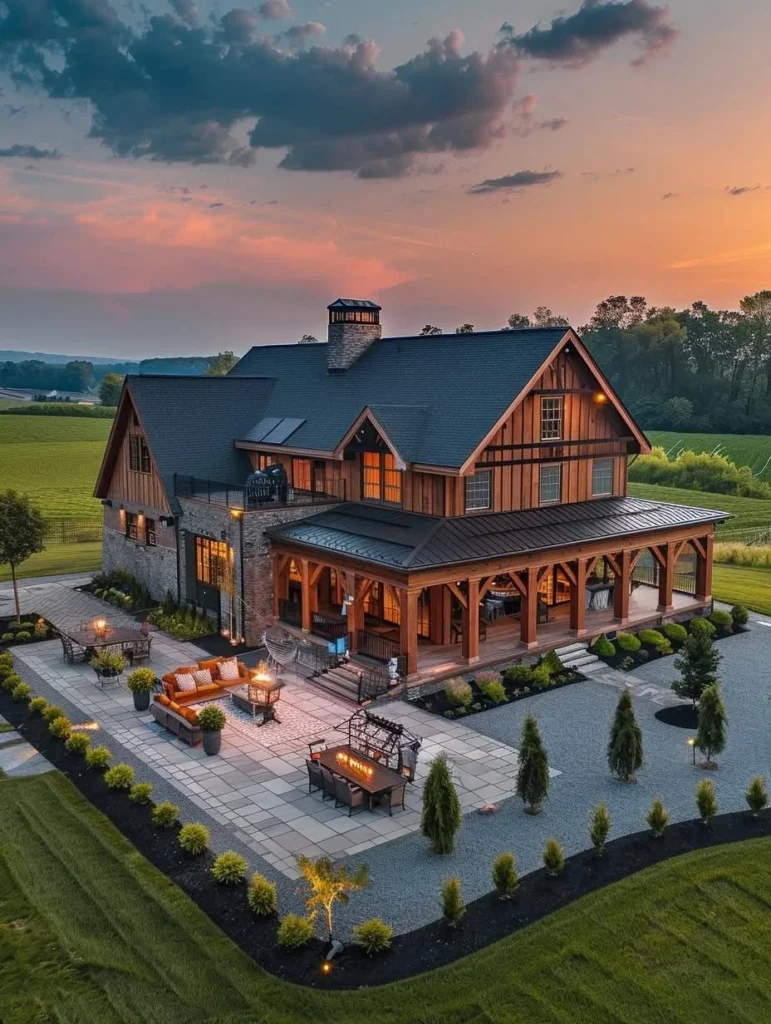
[129,373,275,382]
[404,515,447,567]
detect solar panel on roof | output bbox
[245,416,282,442]
[261,417,306,445]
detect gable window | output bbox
[195,536,231,587]
[256,453,274,470]
[465,470,492,512]
[540,397,563,441]
[125,512,138,540]
[145,517,157,547]
[592,458,614,497]
[129,434,151,473]
[292,458,311,491]
[361,452,402,504]
[539,464,562,505]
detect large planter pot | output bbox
[203,730,222,756]
[132,690,151,712]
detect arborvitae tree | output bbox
[607,689,644,782]
[421,754,462,854]
[492,853,519,899]
[672,632,720,708]
[516,715,550,814]
[745,776,768,816]
[589,802,611,854]
[441,877,465,926]
[646,798,670,837]
[696,684,727,767]
[696,779,718,823]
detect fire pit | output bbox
[230,661,284,725]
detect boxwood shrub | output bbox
[353,918,393,955]
[689,616,716,637]
[662,622,688,644]
[615,632,641,653]
[709,610,733,634]
[637,629,672,655]
[247,873,278,916]
[591,635,616,659]
[277,914,314,949]
[730,604,749,627]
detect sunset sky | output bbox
[0,0,769,357]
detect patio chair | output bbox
[306,759,324,796]
[376,782,406,816]
[319,764,338,802]
[333,775,365,817]
[130,637,152,663]
[398,741,420,784]
[308,738,326,761]
[59,633,86,665]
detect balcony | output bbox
[174,474,346,511]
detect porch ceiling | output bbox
[267,497,728,572]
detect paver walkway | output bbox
[0,714,50,777]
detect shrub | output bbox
[421,755,462,854]
[11,682,31,701]
[730,604,749,628]
[28,696,49,715]
[151,801,180,828]
[492,852,518,899]
[689,616,716,637]
[42,704,65,723]
[503,664,533,689]
[696,683,727,766]
[212,851,248,884]
[530,665,552,690]
[646,798,670,837]
[662,622,688,644]
[247,873,278,916]
[353,918,393,955]
[0,650,12,665]
[277,914,314,950]
[1,632,14,643]
[709,610,733,634]
[616,632,641,653]
[197,704,227,732]
[85,745,112,769]
[618,656,635,671]
[591,635,616,659]
[516,715,549,813]
[441,877,465,926]
[126,667,156,693]
[540,649,563,677]
[179,823,210,854]
[14,631,31,642]
[104,763,135,790]
[542,838,565,876]
[607,690,643,782]
[477,676,507,705]
[696,779,718,823]
[65,731,91,755]
[444,677,473,708]
[1,672,22,692]
[589,803,611,855]
[745,776,768,816]
[48,715,72,739]
[637,629,672,655]
[129,782,153,804]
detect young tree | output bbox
[607,689,644,782]
[696,779,718,823]
[589,802,611,855]
[492,852,518,899]
[98,371,124,405]
[441,877,465,926]
[0,490,46,621]
[745,776,768,816]
[295,855,369,942]
[672,631,721,708]
[205,351,238,376]
[516,715,550,814]
[421,754,462,854]
[646,798,670,837]
[696,683,727,767]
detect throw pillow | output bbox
[192,668,212,687]
[175,672,197,692]
[218,658,240,681]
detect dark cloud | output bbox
[725,185,761,196]
[582,166,635,182]
[469,169,563,194]
[499,0,677,68]
[258,0,293,19]
[538,117,568,132]
[208,200,225,207]
[0,142,61,158]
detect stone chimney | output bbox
[326,298,382,371]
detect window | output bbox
[592,458,614,497]
[330,310,378,324]
[125,512,138,540]
[292,458,311,491]
[465,470,492,512]
[145,517,157,547]
[540,397,563,441]
[256,453,273,470]
[129,434,151,473]
[361,452,402,504]
[540,464,562,505]
[195,536,231,587]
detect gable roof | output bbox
[267,497,729,572]
[230,328,571,468]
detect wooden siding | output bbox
[106,404,170,513]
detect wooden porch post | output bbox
[658,542,675,611]
[441,584,453,645]
[520,566,539,648]
[569,558,587,635]
[400,589,419,676]
[344,572,358,652]
[613,550,631,623]
[300,557,311,632]
[463,578,481,664]
[271,552,282,620]
[694,534,714,602]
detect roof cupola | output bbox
[326,298,382,371]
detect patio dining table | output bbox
[318,743,406,813]
[64,626,148,661]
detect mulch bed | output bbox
[412,670,583,721]
[598,622,749,673]
[655,704,699,729]
[1,684,769,990]
[0,614,56,648]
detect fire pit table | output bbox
[229,666,284,725]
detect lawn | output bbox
[648,430,771,481]
[0,541,103,583]
[712,564,771,616]
[628,481,771,534]
[2,771,771,1024]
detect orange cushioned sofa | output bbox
[161,656,250,706]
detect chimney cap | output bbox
[327,297,382,311]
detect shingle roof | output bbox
[267,497,729,572]
[230,328,567,467]
[328,298,382,310]
[128,375,271,509]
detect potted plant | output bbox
[198,703,227,755]
[126,667,156,711]
[90,650,126,686]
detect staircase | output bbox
[553,640,601,673]
[308,661,365,704]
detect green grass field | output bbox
[2,770,771,1024]
[628,481,771,533]
[648,430,771,481]
[712,564,771,616]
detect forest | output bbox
[0,355,216,393]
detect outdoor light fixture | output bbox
[247,661,284,725]
[687,737,697,765]
[229,507,243,519]
[594,392,609,405]
[320,962,332,975]
[93,617,108,639]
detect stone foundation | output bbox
[102,525,178,602]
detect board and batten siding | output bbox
[106,420,171,513]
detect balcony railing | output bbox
[174,474,346,510]
[632,565,696,595]
[357,629,401,664]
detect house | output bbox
[95,298,726,691]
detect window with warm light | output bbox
[256,453,273,470]
[465,470,492,512]
[125,512,138,539]
[592,458,614,497]
[292,458,311,491]
[361,452,401,504]
[539,464,562,505]
[195,536,231,587]
[145,517,157,546]
[129,434,151,473]
[540,397,563,441]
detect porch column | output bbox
[658,542,675,611]
[344,573,359,652]
[570,558,587,635]
[694,534,714,602]
[520,566,539,648]
[463,578,480,664]
[613,550,631,623]
[441,585,453,645]
[400,589,419,676]
[271,553,282,619]
[300,558,312,631]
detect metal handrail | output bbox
[173,473,346,510]
[356,629,400,663]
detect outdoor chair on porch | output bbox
[59,633,86,665]
[306,759,324,796]
[319,764,338,802]
[333,775,365,816]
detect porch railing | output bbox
[311,612,347,642]
[357,665,396,704]
[296,640,339,676]
[174,473,346,511]
[357,629,401,664]
[278,598,302,628]
[632,565,696,595]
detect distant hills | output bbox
[0,349,122,365]
[0,351,214,375]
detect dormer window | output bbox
[541,397,563,441]
[129,434,151,473]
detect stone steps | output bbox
[554,640,601,671]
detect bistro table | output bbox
[64,626,148,663]
[318,743,407,814]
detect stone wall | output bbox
[326,322,381,370]
[102,506,178,602]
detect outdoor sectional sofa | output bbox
[160,656,250,706]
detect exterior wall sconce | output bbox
[229,508,243,519]
[594,392,608,405]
